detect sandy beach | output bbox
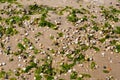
[0,0,120,80]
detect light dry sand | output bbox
[0,0,120,80]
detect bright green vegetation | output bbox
[99,38,106,43]
[104,22,111,28]
[60,63,74,73]
[81,73,91,78]
[0,26,18,37]
[91,46,100,52]
[60,7,89,23]
[0,42,5,48]
[0,0,17,3]
[90,62,96,69]
[17,43,26,51]
[70,71,78,79]
[114,26,120,34]
[66,49,85,64]
[0,26,4,38]
[68,73,91,80]
[92,25,99,31]
[57,6,72,15]
[57,32,64,37]
[5,15,30,26]
[39,12,56,29]
[99,34,110,43]
[50,35,54,39]
[100,6,120,22]
[23,62,37,73]
[0,1,120,80]
[28,4,57,29]
[10,77,17,80]
[29,4,55,14]
[39,19,56,29]
[35,32,42,37]
[34,56,55,80]
[5,27,18,36]
[103,70,110,73]
[91,15,97,18]
[81,16,88,22]
[6,16,21,25]
[21,15,30,21]
[109,39,120,53]
[22,37,40,54]
[67,12,78,22]
[115,45,120,53]
[110,40,117,45]
[79,44,89,51]
[0,71,6,79]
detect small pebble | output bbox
[25,33,29,36]
[29,46,33,50]
[0,63,2,66]
[101,52,105,57]
[68,69,72,73]
[79,74,83,78]
[2,62,6,66]
[79,64,84,67]
[18,64,21,67]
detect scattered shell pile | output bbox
[0,0,120,80]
